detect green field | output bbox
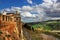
[25,21,60,31]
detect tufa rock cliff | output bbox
[0,20,22,40]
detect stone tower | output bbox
[15,11,22,34]
[15,11,21,22]
[15,11,24,40]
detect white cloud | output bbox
[11,7,21,11]
[43,0,57,3]
[21,12,32,17]
[41,0,53,8]
[5,8,11,11]
[21,11,36,17]
[41,0,58,8]
[53,3,60,11]
[43,0,52,3]
[52,0,57,3]
[27,0,33,4]
[22,6,33,11]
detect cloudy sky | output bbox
[0,0,60,23]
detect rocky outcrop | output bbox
[0,20,21,40]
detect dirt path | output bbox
[23,27,60,40]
